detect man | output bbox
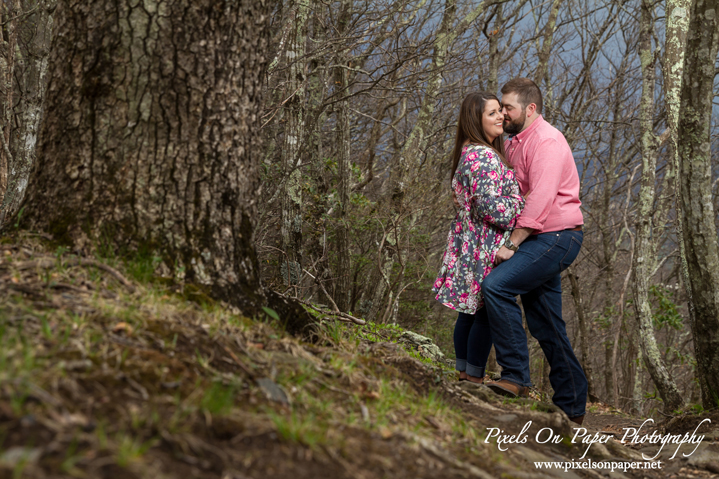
[483,78,587,425]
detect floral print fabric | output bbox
[432,144,525,314]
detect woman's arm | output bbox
[464,148,524,229]
[472,191,525,229]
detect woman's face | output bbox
[481,99,504,143]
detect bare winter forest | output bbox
[0,0,718,422]
[252,0,719,415]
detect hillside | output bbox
[0,234,717,479]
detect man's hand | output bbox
[495,245,515,265]
[496,227,532,265]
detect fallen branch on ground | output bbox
[279,292,366,325]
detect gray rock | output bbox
[496,414,519,423]
[687,442,719,472]
[637,438,712,463]
[638,445,663,460]
[399,331,445,362]
[364,341,403,356]
[256,377,290,406]
[0,447,42,467]
[513,446,583,479]
[58,359,93,371]
[457,381,495,402]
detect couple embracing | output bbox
[433,78,587,425]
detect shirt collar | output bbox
[513,114,544,142]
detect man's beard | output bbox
[503,109,526,135]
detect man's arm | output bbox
[495,227,533,264]
[494,137,564,265]
[514,138,562,231]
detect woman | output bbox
[432,92,524,383]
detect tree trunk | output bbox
[19,0,271,314]
[598,95,623,406]
[392,0,456,202]
[603,333,613,402]
[0,1,54,224]
[632,0,683,413]
[333,0,351,311]
[676,0,719,407]
[621,320,639,413]
[0,0,22,215]
[633,345,644,415]
[371,0,500,321]
[568,267,595,401]
[372,0,460,318]
[367,240,395,322]
[533,0,563,85]
[486,4,503,93]
[279,0,309,286]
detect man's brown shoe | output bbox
[569,415,585,426]
[487,379,529,398]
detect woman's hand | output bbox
[452,191,460,209]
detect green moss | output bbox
[124,250,164,284]
[181,283,215,307]
[46,213,78,247]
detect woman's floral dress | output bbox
[432,144,524,314]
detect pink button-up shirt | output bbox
[504,115,583,233]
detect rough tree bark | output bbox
[279,0,309,286]
[0,0,22,214]
[333,0,352,312]
[19,0,271,314]
[664,0,695,410]
[1,1,55,223]
[676,0,719,407]
[632,0,683,413]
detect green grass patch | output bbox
[115,432,157,468]
[200,381,238,416]
[267,409,325,448]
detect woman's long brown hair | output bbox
[450,92,509,176]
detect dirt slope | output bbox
[0,237,717,479]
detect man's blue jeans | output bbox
[454,307,492,378]
[482,230,587,418]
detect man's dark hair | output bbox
[501,78,543,114]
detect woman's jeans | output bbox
[454,306,492,378]
[482,230,587,418]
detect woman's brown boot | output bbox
[466,375,484,384]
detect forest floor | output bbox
[1,234,718,479]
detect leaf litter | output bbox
[0,235,716,479]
